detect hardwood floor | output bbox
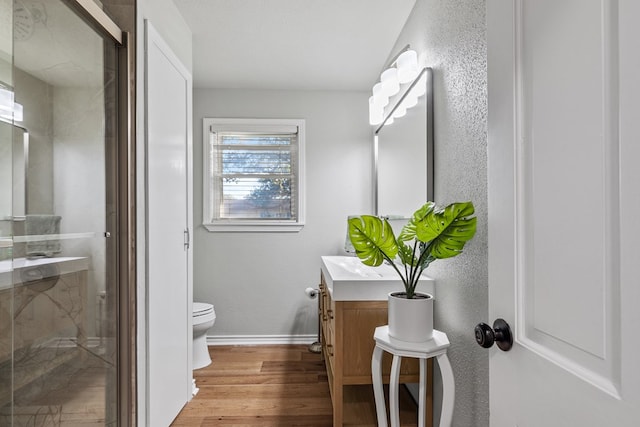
[171,345,419,427]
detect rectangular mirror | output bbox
[375,67,433,218]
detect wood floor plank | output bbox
[196,361,263,376]
[259,360,326,373]
[178,398,333,417]
[200,415,333,426]
[195,384,330,399]
[195,373,326,386]
[172,415,334,426]
[212,347,304,361]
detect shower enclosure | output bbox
[0,0,133,425]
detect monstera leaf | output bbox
[397,241,417,267]
[415,201,477,259]
[348,215,398,267]
[398,202,436,242]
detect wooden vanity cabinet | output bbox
[320,271,433,426]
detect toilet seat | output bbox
[193,302,214,317]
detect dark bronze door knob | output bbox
[475,318,513,351]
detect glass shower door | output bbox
[0,111,16,425]
[0,0,123,425]
[1,0,18,421]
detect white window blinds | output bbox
[204,119,305,231]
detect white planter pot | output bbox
[388,292,434,342]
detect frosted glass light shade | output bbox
[0,87,13,114]
[372,82,389,107]
[13,103,23,122]
[397,50,419,84]
[381,67,400,97]
[369,96,384,125]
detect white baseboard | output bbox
[206,334,317,346]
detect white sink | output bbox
[321,255,434,301]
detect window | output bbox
[203,118,305,232]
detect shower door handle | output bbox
[184,228,190,250]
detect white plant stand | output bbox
[371,326,454,427]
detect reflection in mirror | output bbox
[375,67,433,218]
[0,121,12,258]
[0,121,14,219]
[0,121,27,259]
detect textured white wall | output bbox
[389,1,488,426]
[193,88,371,338]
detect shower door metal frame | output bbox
[62,1,136,425]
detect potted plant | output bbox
[348,201,477,342]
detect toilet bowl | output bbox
[193,302,216,369]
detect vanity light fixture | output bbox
[369,45,423,126]
[12,103,24,122]
[372,82,388,107]
[380,67,400,97]
[0,87,24,122]
[368,96,384,125]
[0,87,13,114]
[396,49,419,84]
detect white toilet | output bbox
[192,302,216,369]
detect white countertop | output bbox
[321,255,434,301]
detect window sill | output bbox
[203,222,305,233]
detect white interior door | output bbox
[487,1,640,425]
[145,21,193,426]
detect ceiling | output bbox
[173,0,416,91]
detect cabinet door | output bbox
[341,301,420,381]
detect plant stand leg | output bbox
[437,353,455,427]
[390,354,402,427]
[372,345,387,427]
[419,357,427,427]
